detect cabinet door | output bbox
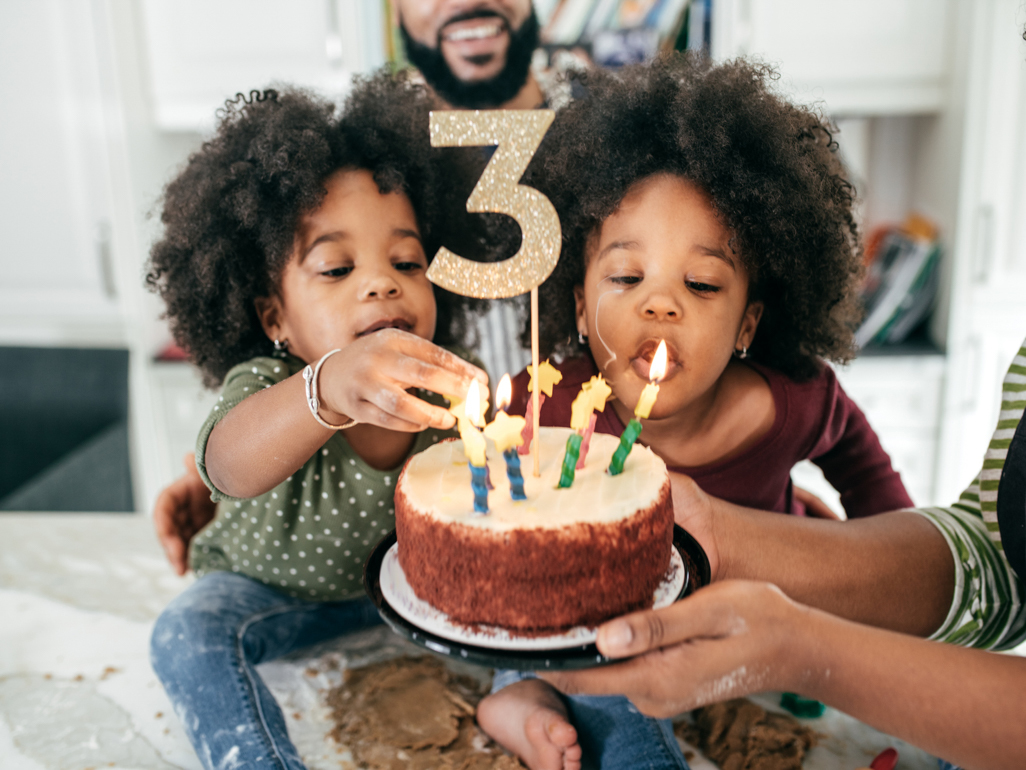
[957,0,1026,305]
[0,0,120,343]
[936,0,1026,506]
[140,0,386,131]
[712,0,952,113]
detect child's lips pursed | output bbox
[631,340,681,381]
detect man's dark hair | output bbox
[400,8,539,109]
[146,73,482,387]
[526,53,864,381]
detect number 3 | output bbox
[427,110,561,299]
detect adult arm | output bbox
[152,452,216,575]
[671,473,953,636]
[542,579,1026,770]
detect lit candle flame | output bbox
[496,373,512,412]
[465,380,485,428]
[650,340,668,383]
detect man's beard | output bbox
[400,9,540,109]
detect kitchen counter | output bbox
[0,513,938,770]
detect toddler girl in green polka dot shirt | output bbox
[146,75,487,770]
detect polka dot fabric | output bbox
[191,355,461,601]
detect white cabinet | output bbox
[0,0,122,345]
[140,0,386,131]
[934,0,1026,506]
[711,0,953,114]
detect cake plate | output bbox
[363,525,711,671]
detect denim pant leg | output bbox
[566,695,689,770]
[150,571,381,770]
[491,670,689,770]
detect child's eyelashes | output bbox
[607,274,641,286]
[393,261,424,273]
[321,266,353,278]
[686,280,720,294]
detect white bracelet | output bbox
[303,349,357,430]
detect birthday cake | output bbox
[394,426,673,633]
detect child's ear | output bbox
[254,295,285,342]
[737,301,764,349]
[573,285,589,338]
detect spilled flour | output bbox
[326,656,524,770]
[676,698,820,770]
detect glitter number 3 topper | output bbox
[427,110,560,299]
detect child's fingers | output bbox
[390,331,488,387]
[355,386,456,432]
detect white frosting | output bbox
[399,427,668,532]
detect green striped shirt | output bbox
[919,340,1026,650]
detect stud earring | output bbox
[578,332,588,346]
[733,345,748,360]
[273,338,289,359]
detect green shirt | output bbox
[190,354,460,601]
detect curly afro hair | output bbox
[146,72,484,388]
[527,53,863,380]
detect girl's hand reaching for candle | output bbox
[316,328,488,432]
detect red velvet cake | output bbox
[395,427,673,633]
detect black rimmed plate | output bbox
[363,525,710,671]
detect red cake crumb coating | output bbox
[395,478,673,633]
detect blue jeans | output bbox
[491,670,689,770]
[150,571,382,770]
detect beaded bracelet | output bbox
[302,349,357,430]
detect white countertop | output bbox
[0,513,939,770]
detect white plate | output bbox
[379,544,685,651]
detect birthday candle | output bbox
[483,376,528,502]
[518,360,562,456]
[608,341,667,476]
[457,381,489,513]
[518,393,545,455]
[558,375,611,487]
[576,413,598,470]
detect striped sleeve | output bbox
[916,340,1026,650]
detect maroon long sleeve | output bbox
[510,356,912,518]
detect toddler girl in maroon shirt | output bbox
[477,54,912,770]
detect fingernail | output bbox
[601,621,633,653]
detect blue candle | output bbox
[503,448,527,500]
[470,463,489,514]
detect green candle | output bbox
[607,418,643,476]
[557,433,583,488]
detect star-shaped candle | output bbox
[518,359,563,466]
[608,340,667,475]
[483,374,527,500]
[557,374,612,488]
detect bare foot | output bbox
[477,679,583,770]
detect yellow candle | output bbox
[571,375,612,429]
[457,380,488,466]
[527,359,563,398]
[634,382,659,419]
[635,340,668,419]
[459,419,487,466]
[484,410,526,453]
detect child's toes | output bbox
[524,708,579,770]
[546,715,577,750]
